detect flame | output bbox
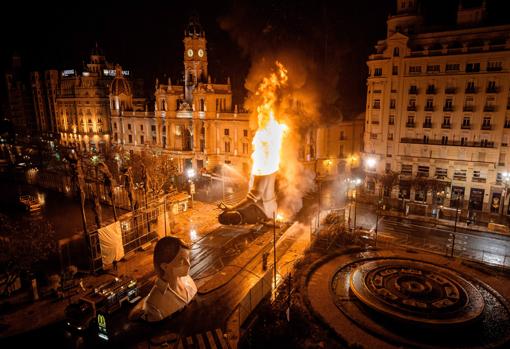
[251,62,288,176]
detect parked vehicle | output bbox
[64,275,140,332]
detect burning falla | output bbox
[219,62,288,225]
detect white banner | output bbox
[98,221,125,268]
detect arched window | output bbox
[393,47,400,57]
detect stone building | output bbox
[364,0,510,214]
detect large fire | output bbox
[251,62,289,176]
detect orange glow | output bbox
[251,62,288,176]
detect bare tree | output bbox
[0,215,57,296]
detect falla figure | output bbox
[129,237,197,322]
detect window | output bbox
[388,133,393,140]
[487,81,497,93]
[340,131,345,140]
[199,99,205,111]
[128,134,132,143]
[224,141,231,153]
[390,99,396,109]
[487,61,503,71]
[401,164,413,176]
[162,126,166,133]
[151,125,156,132]
[370,133,378,140]
[465,63,480,72]
[393,47,400,57]
[243,129,248,137]
[128,124,131,131]
[445,98,453,108]
[140,125,143,131]
[460,137,467,145]
[417,166,429,177]
[472,171,486,183]
[423,135,429,143]
[372,99,380,109]
[435,167,447,178]
[441,135,449,145]
[408,98,416,107]
[466,81,476,92]
[462,116,470,126]
[453,169,467,181]
[113,122,117,130]
[243,143,249,154]
[374,68,382,76]
[426,98,434,108]
[140,135,144,144]
[152,136,157,144]
[482,116,491,127]
[409,66,422,73]
[446,64,460,72]
[224,128,229,136]
[389,115,395,125]
[392,65,398,75]
[426,65,440,73]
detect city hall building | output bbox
[364,0,510,214]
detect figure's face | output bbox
[161,248,191,280]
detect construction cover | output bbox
[98,221,125,267]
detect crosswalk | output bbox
[151,328,230,349]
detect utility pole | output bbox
[454,197,460,233]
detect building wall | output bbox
[364,3,510,213]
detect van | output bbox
[65,275,140,332]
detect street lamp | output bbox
[187,168,196,208]
[349,178,362,233]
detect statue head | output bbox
[153,237,191,282]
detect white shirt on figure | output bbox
[141,275,197,322]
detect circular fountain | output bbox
[349,259,485,327]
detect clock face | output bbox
[198,49,204,57]
[187,49,193,57]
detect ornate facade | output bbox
[364,0,510,214]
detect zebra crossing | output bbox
[151,328,231,349]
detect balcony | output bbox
[423,122,432,128]
[463,105,474,112]
[481,124,492,130]
[409,88,419,95]
[443,106,454,112]
[486,87,499,93]
[441,123,451,129]
[406,122,416,128]
[445,87,457,94]
[465,87,477,94]
[483,105,495,112]
[400,137,495,148]
[461,124,471,130]
[407,105,417,111]
[426,87,437,94]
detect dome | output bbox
[110,65,131,96]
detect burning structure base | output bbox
[219,173,277,225]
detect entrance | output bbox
[450,186,465,208]
[490,191,501,213]
[469,188,484,211]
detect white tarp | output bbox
[98,221,125,267]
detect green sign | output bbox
[97,313,109,341]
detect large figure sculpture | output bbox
[129,237,197,322]
[219,173,276,225]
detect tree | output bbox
[0,214,57,296]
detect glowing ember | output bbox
[251,62,288,176]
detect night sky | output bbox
[0,0,507,119]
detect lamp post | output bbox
[453,195,461,233]
[352,178,362,233]
[187,168,196,208]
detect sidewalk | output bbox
[0,201,221,339]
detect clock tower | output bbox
[184,15,208,102]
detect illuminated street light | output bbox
[365,157,377,170]
[187,168,196,179]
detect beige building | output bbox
[364,0,510,214]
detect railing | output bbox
[424,106,435,111]
[409,88,419,94]
[481,124,492,130]
[465,87,477,94]
[406,122,416,128]
[445,87,457,94]
[461,124,471,129]
[426,88,436,94]
[486,87,499,93]
[400,138,495,148]
[463,105,474,112]
[441,123,451,129]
